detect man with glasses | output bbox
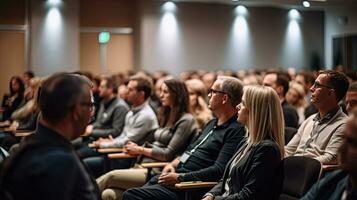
[0,73,100,200]
[122,76,246,200]
[285,70,349,164]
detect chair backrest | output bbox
[284,127,297,145]
[280,156,322,200]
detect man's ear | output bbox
[222,94,229,104]
[71,104,80,121]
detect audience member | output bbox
[1,76,25,121]
[0,72,100,200]
[285,70,349,164]
[286,81,307,124]
[263,71,299,128]
[301,107,357,200]
[22,71,35,88]
[346,82,357,114]
[185,79,213,129]
[97,78,197,200]
[83,75,129,139]
[296,72,318,118]
[122,76,246,200]
[202,85,285,200]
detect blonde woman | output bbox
[185,79,213,129]
[286,81,307,124]
[203,85,285,200]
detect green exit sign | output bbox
[99,32,110,44]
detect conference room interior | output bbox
[1,0,357,200]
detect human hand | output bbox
[158,172,179,186]
[124,142,141,155]
[201,195,214,200]
[82,125,93,136]
[162,164,176,174]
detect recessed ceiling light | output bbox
[303,1,311,8]
[232,0,240,2]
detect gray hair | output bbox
[218,75,243,107]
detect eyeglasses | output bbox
[312,81,334,89]
[208,88,230,97]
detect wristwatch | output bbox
[177,173,185,183]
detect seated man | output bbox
[263,70,299,128]
[301,107,357,200]
[92,75,159,148]
[0,73,100,200]
[77,76,129,158]
[285,70,349,164]
[81,75,159,175]
[122,76,246,200]
[85,75,129,139]
[345,82,357,114]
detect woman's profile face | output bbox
[286,88,299,105]
[188,87,198,109]
[237,100,248,125]
[11,79,20,93]
[160,83,172,107]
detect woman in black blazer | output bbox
[202,85,285,200]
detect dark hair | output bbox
[158,79,189,127]
[39,72,91,123]
[266,71,290,95]
[24,71,35,79]
[9,76,25,96]
[297,72,315,85]
[319,70,349,102]
[130,75,153,100]
[348,82,357,92]
[102,75,118,94]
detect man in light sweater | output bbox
[93,75,159,148]
[285,70,349,164]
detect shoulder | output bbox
[181,113,195,121]
[253,140,281,158]
[114,98,130,109]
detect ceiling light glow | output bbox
[162,2,176,13]
[303,1,311,8]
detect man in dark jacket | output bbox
[0,73,100,200]
[123,76,246,200]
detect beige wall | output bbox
[0,31,25,99]
[80,33,133,75]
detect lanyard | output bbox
[189,128,214,154]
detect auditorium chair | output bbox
[279,156,322,200]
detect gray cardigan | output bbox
[149,113,197,162]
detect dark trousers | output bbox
[122,175,183,200]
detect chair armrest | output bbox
[175,182,217,189]
[0,121,10,128]
[14,130,34,137]
[140,162,169,168]
[97,148,123,153]
[108,153,137,159]
[322,164,340,171]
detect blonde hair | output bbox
[243,85,285,157]
[288,81,307,108]
[185,79,207,99]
